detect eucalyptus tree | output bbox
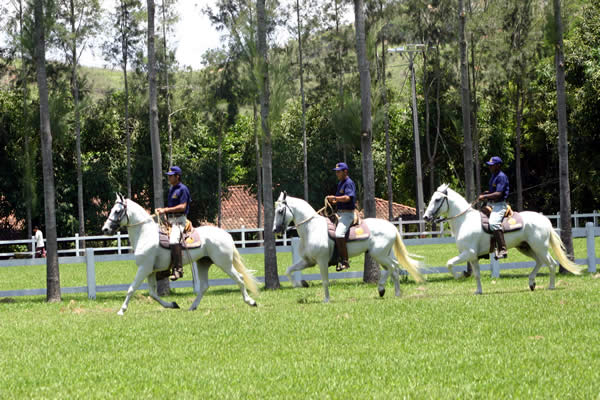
[102,0,144,198]
[553,0,574,267]
[458,0,474,201]
[147,0,164,210]
[54,0,101,242]
[34,0,61,302]
[257,0,280,289]
[159,0,177,167]
[354,0,378,282]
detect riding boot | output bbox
[335,238,350,271]
[493,230,508,259]
[169,244,184,281]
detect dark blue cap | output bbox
[333,162,349,171]
[166,166,182,175]
[485,156,503,166]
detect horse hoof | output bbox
[378,288,385,297]
[301,280,309,288]
[529,282,536,291]
[251,301,258,307]
[188,307,197,312]
[172,302,180,309]
[117,310,125,316]
[474,290,482,295]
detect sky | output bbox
[76,0,220,70]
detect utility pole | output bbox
[389,44,426,229]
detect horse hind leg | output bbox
[222,261,257,307]
[373,253,402,298]
[147,272,180,309]
[189,261,211,311]
[517,242,545,291]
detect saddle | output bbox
[479,205,524,234]
[158,219,204,249]
[326,215,370,241]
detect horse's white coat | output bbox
[102,194,258,314]
[272,193,423,302]
[423,184,582,294]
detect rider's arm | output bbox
[327,195,350,204]
[478,192,502,202]
[157,202,187,214]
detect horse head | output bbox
[423,184,450,222]
[273,192,293,234]
[102,193,128,235]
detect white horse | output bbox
[102,194,258,314]
[423,184,583,294]
[272,192,423,302]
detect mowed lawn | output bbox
[1,238,600,398]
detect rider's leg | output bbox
[489,202,508,259]
[169,216,185,281]
[335,212,353,271]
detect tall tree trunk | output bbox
[257,0,279,289]
[354,0,378,283]
[296,0,309,201]
[335,0,346,163]
[409,53,425,228]
[382,35,393,221]
[470,33,481,195]
[121,0,132,198]
[253,101,263,240]
[162,0,173,167]
[515,82,524,210]
[18,0,33,242]
[217,128,223,227]
[148,0,168,294]
[34,0,61,302]
[69,0,85,244]
[458,0,474,201]
[553,0,574,271]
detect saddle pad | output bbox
[159,227,204,249]
[480,211,524,234]
[326,218,370,241]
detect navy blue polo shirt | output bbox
[489,171,509,201]
[336,177,356,210]
[167,183,191,215]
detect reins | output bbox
[432,192,478,224]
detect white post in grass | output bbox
[75,233,80,257]
[291,237,302,283]
[490,254,500,278]
[86,248,96,299]
[586,222,596,273]
[31,236,36,258]
[117,231,122,255]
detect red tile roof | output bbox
[219,185,416,229]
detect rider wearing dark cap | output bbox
[156,166,191,280]
[478,156,509,259]
[326,162,356,271]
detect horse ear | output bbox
[118,192,124,202]
[283,191,287,200]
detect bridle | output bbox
[107,199,154,230]
[276,200,317,231]
[429,190,475,224]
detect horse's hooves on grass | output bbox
[187,307,197,312]
[378,288,385,297]
[529,282,536,291]
[251,302,258,307]
[474,291,482,295]
[301,280,309,288]
[172,302,180,309]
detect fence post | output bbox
[86,248,96,299]
[291,237,302,283]
[31,236,36,258]
[490,255,500,278]
[241,226,246,248]
[586,222,596,273]
[283,229,288,246]
[556,212,561,229]
[74,233,79,257]
[117,231,122,255]
[574,211,579,228]
[398,218,403,236]
[191,261,200,294]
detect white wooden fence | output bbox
[0,214,598,299]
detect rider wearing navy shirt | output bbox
[326,162,356,271]
[156,166,191,281]
[477,156,509,259]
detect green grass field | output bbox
[1,239,600,398]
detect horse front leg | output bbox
[446,250,476,281]
[147,271,180,310]
[470,260,483,295]
[118,264,153,315]
[317,260,330,303]
[189,263,210,311]
[285,258,314,288]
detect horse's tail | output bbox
[549,229,584,275]
[393,232,425,283]
[232,248,259,295]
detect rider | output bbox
[156,166,191,281]
[478,156,509,259]
[326,162,356,271]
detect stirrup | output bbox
[336,262,350,272]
